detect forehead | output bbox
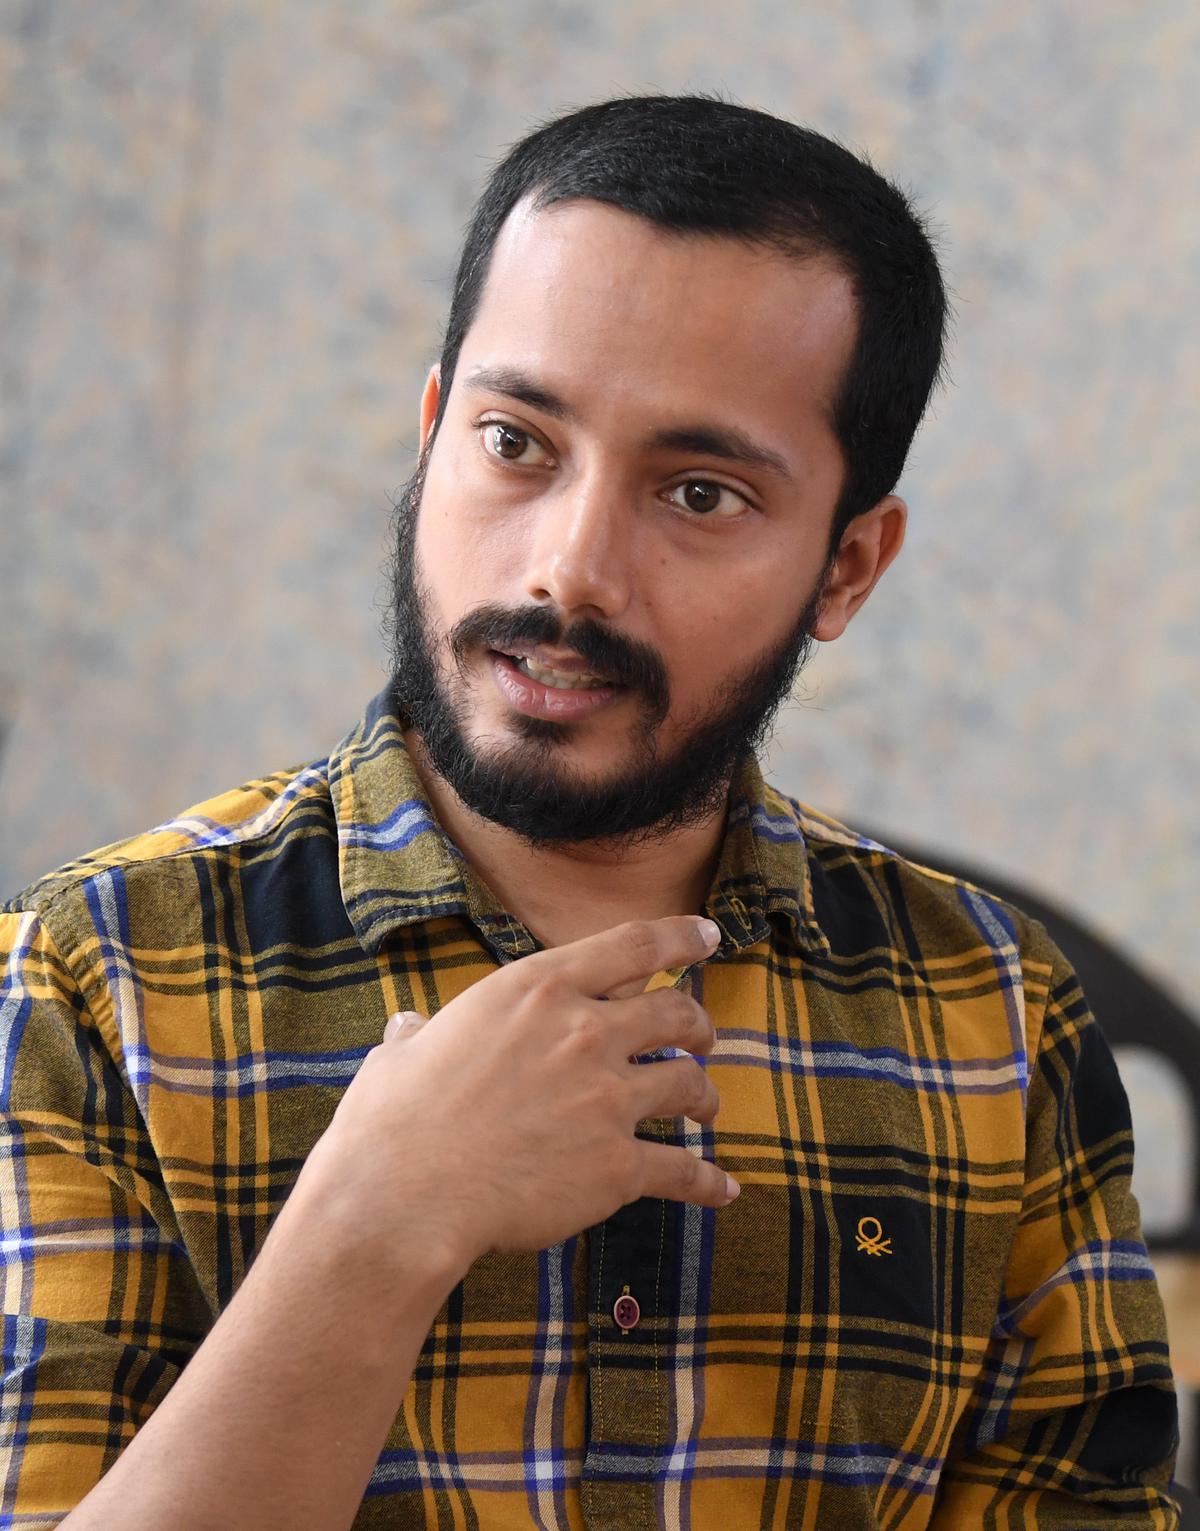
[457,197,858,444]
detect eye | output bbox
[479,421,551,466]
[665,479,750,519]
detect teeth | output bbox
[515,655,609,690]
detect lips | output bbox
[488,651,624,722]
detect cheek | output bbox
[415,489,485,617]
[657,561,805,703]
[653,596,739,711]
[418,453,532,602]
[662,565,775,655]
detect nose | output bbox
[522,473,632,622]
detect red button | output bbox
[613,1293,640,1332]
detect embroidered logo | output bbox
[855,1216,893,1257]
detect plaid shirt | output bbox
[0,687,1178,1528]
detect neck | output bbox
[403,728,731,950]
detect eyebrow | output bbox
[464,364,794,480]
[464,365,573,419]
[648,425,792,481]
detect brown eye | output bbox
[489,424,531,460]
[664,477,750,520]
[681,481,721,513]
[668,479,748,517]
[478,420,553,469]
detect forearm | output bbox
[60,1133,467,1531]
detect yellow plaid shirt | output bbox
[0,688,1179,1527]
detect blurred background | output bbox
[2,0,1198,1485]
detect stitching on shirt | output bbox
[654,1166,665,1419]
[586,1215,607,1525]
[652,1122,667,1531]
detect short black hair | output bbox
[436,94,949,547]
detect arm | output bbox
[932,933,1180,1527]
[56,1127,465,1531]
[3,911,734,1528]
[0,908,213,1524]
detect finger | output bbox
[630,1140,740,1208]
[601,986,716,1061]
[626,1054,720,1126]
[384,1011,428,1043]
[522,916,721,998]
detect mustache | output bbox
[449,604,670,721]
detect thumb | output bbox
[384,1010,429,1043]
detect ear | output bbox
[810,494,907,642]
[418,364,442,454]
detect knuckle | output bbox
[676,1151,702,1195]
[524,969,570,1011]
[693,1004,717,1052]
[622,920,660,968]
[660,991,714,1053]
[683,1061,710,1115]
[533,963,568,998]
[569,1006,607,1056]
[589,1074,625,1119]
[661,988,694,1027]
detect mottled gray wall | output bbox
[3,0,1198,1027]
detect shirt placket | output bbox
[581,962,699,1530]
[581,1158,676,1529]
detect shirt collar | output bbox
[329,687,829,960]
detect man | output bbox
[0,96,1179,1528]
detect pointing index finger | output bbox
[529,916,721,997]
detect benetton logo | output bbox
[855,1216,893,1257]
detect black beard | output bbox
[385,456,827,849]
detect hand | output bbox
[319,916,737,1273]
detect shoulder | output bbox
[2,757,335,956]
[765,785,1061,999]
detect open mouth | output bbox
[492,650,620,692]
[486,649,626,723]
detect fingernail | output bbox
[724,1174,740,1201]
[696,918,721,949]
[385,1011,422,1041]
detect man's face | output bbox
[391,199,861,845]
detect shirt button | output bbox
[613,1288,640,1333]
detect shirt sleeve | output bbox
[0,905,212,1524]
[932,929,1180,1528]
